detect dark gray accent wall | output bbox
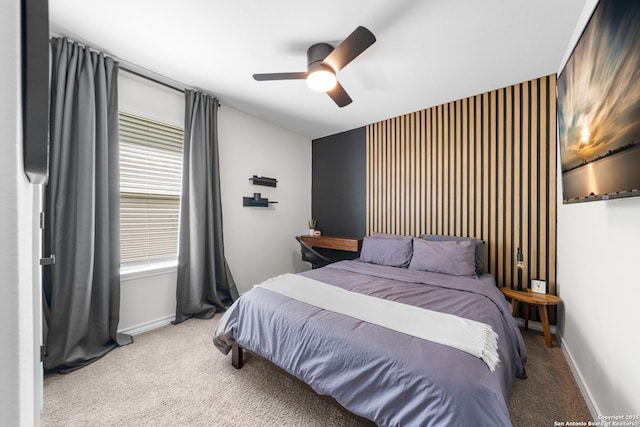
[312,127,366,238]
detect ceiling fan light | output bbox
[306,70,337,92]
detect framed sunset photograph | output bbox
[557,0,640,203]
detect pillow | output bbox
[359,235,413,268]
[419,234,484,274]
[409,238,476,276]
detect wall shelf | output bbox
[243,193,277,207]
[249,175,277,187]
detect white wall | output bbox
[119,271,177,334]
[557,198,640,416]
[0,0,38,425]
[117,71,311,331]
[119,70,184,128]
[557,0,640,417]
[218,106,311,294]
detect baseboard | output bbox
[118,314,175,336]
[556,333,600,421]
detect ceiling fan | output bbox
[253,26,376,107]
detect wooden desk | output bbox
[500,287,561,348]
[299,235,363,252]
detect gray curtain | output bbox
[43,38,132,373]
[175,91,239,324]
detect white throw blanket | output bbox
[256,273,499,371]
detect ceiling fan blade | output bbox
[326,81,352,107]
[253,72,308,81]
[323,26,376,72]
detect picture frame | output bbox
[557,0,640,203]
[22,0,50,184]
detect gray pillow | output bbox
[420,234,484,274]
[409,238,476,276]
[359,235,413,268]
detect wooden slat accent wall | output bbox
[366,75,557,294]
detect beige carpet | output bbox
[42,315,591,426]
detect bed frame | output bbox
[231,343,376,426]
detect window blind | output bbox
[119,111,184,264]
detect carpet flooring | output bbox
[42,315,592,426]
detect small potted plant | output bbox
[308,219,317,236]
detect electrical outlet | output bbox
[531,279,547,294]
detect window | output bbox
[119,111,184,266]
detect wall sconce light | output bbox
[516,247,524,291]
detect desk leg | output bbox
[524,303,530,331]
[538,305,553,348]
[511,299,518,317]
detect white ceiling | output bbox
[49,0,586,139]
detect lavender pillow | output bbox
[359,235,413,268]
[409,238,476,276]
[420,234,484,274]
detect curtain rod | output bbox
[119,66,222,106]
[49,35,221,105]
[119,67,184,94]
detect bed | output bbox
[213,235,527,426]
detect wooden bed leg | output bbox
[232,343,243,369]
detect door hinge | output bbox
[40,345,46,362]
[39,212,45,229]
[40,255,55,266]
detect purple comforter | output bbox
[213,260,527,426]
